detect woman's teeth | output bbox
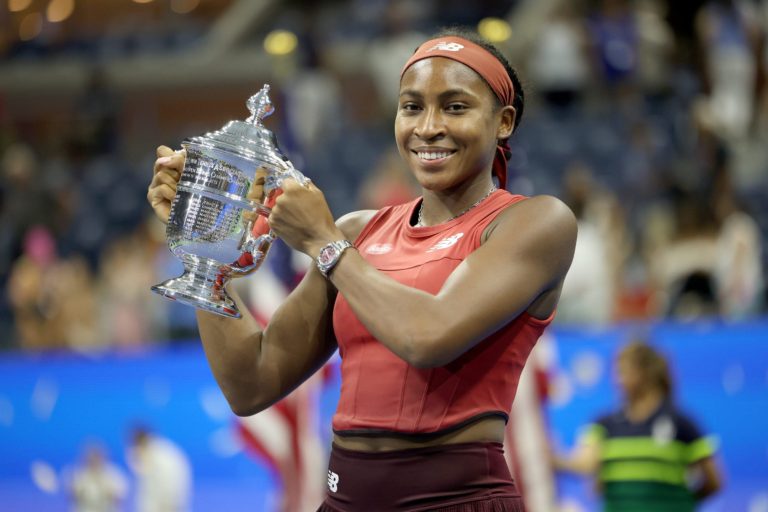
[417,151,452,160]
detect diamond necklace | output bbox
[416,185,497,227]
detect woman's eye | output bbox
[446,104,468,112]
[401,103,420,111]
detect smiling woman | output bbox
[147,26,577,512]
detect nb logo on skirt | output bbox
[327,470,340,492]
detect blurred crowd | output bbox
[1,0,767,352]
[65,427,192,512]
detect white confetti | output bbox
[559,497,588,512]
[0,395,14,426]
[30,378,58,421]
[209,427,241,457]
[748,493,768,512]
[200,387,231,422]
[144,378,171,408]
[30,460,58,494]
[571,351,604,389]
[722,364,745,395]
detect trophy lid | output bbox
[184,84,290,170]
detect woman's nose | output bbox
[414,108,445,140]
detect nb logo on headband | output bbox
[427,41,464,52]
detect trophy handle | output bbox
[233,161,309,274]
[265,160,310,194]
[234,206,274,275]
[233,229,274,275]
[247,161,309,218]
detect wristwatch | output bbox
[316,240,354,278]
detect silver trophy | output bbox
[151,84,307,318]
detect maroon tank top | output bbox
[332,190,555,436]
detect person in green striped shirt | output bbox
[554,340,722,511]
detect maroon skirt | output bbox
[316,441,525,512]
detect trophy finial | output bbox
[246,84,274,124]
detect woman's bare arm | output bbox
[552,441,600,476]
[691,456,722,501]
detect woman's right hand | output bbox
[147,145,185,224]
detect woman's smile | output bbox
[412,148,457,167]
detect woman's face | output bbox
[616,355,643,400]
[395,57,514,192]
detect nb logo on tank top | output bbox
[327,470,339,492]
[365,243,393,255]
[426,233,464,252]
[427,41,464,52]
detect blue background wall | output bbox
[1,320,766,511]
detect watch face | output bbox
[318,245,338,266]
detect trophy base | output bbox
[151,258,241,319]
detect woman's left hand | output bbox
[268,178,344,257]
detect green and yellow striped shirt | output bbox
[583,401,716,512]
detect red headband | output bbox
[400,36,515,189]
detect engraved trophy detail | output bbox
[151,84,307,318]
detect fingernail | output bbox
[156,156,172,165]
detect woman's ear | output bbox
[497,106,516,140]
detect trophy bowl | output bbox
[151,84,306,318]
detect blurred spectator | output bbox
[356,146,419,210]
[6,227,100,349]
[648,185,721,319]
[70,67,121,157]
[527,3,591,110]
[585,0,640,92]
[52,256,101,350]
[695,0,763,139]
[99,219,169,349]
[553,339,722,510]
[634,0,676,98]
[281,16,343,157]
[0,143,51,264]
[6,227,58,349]
[662,0,708,73]
[67,442,128,512]
[714,208,765,318]
[311,68,393,215]
[127,426,192,512]
[711,159,765,318]
[7,222,106,350]
[364,0,429,110]
[556,163,617,325]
